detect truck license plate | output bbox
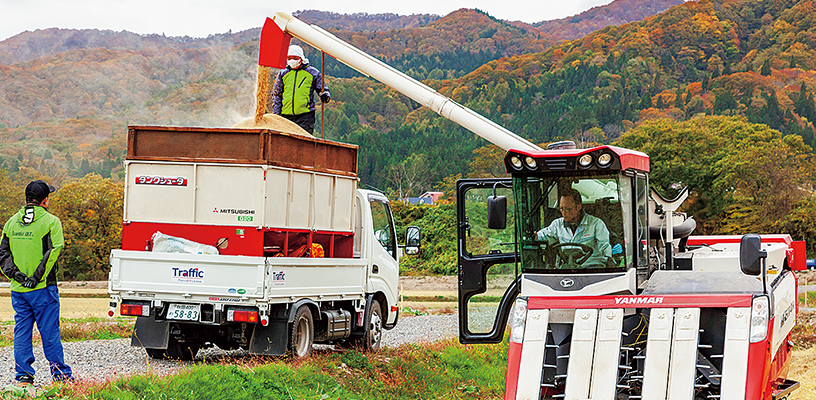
[167,304,200,321]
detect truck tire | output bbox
[165,336,199,361]
[288,306,314,358]
[346,299,383,352]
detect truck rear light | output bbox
[227,309,259,323]
[510,298,528,343]
[108,308,115,317]
[121,303,150,317]
[260,315,269,326]
[750,296,770,343]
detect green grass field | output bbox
[24,339,508,400]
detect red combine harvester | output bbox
[456,144,804,399]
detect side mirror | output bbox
[487,195,507,230]
[739,234,766,276]
[405,226,421,255]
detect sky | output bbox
[0,0,615,42]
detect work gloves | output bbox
[13,271,38,288]
[320,92,331,103]
[21,277,38,289]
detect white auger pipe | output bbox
[272,12,542,153]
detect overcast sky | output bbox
[0,0,615,42]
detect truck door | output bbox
[457,178,520,344]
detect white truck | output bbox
[109,126,417,359]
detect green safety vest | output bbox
[281,69,315,115]
[1,206,64,292]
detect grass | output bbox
[0,317,134,347]
[16,339,509,400]
[403,295,501,303]
[799,290,816,308]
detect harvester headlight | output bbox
[578,154,593,167]
[510,156,523,170]
[749,296,769,343]
[510,297,528,344]
[524,156,537,170]
[597,153,613,167]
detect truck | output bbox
[109,126,416,359]
[455,143,805,399]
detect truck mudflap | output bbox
[508,294,790,400]
[132,315,170,349]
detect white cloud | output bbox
[0,0,614,42]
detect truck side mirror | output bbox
[405,226,421,255]
[487,195,507,230]
[739,234,766,276]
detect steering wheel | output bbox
[548,242,593,269]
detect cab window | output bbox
[370,198,397,259]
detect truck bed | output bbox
[109,250,367,305]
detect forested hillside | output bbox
[534,0,685,41]
[292,10,440,32]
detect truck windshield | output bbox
[514,173,630,273]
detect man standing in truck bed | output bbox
[271,44,331,134]
[0,180,72,385]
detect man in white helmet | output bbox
[271,44,331,133]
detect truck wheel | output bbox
[165,336,199,361]
[145,348,167,359]
[363,299,384,351]
[288,306,314,358]
[344,299,384,351]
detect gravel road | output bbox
[0,314,459,386]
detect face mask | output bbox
[287,59,301,69]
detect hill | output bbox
[0,28,259,66]
[5,0,812,193]
[0,10,443,67]
[293,10,441,31]
[534,0,686,40]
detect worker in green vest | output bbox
[0,180,72,385]
[271,45,331,133]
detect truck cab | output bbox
[457,144,804,400]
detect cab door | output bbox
[457,178,520,344]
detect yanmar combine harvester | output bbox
[456,144,805,400]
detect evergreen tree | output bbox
[760,59,772,76]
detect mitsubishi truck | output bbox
[109,126,417,359]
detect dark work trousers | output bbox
[12,286,72,381]
[282,111,316,134]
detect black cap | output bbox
[25,180,55,201]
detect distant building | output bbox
[404,191,444,205]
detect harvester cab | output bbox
[457,143,804,400]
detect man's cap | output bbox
[287,45,309,64]
[26,180,55,200]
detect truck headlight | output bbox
[578,154,593,167]
[750,296,769,343]
[510,297,528,343]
